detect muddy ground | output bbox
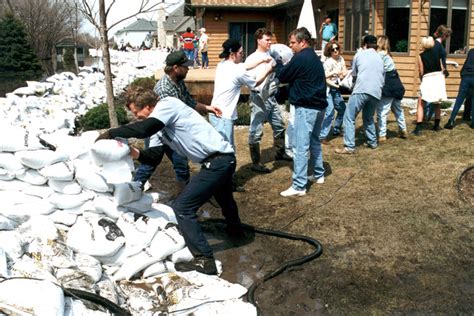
[147,112,473,315]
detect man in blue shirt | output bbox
[319,16,337,51]
[275,27,328,197]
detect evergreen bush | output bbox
[78,103,129,131]
[63,47,76,73]
[235,102,251,126]
[129,76,156,90]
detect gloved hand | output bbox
[95,130,112,142]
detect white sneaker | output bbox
[309,176,325,184]
[280,187,306,197]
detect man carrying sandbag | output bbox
[96,86,242,275]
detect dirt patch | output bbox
[148,111,474,315]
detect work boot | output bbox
[232,174,245,192]
[432,119,441,131]
[249,143,271,173]
[175,256,218,275]
[273,136,292,161]
[444,120,454,129]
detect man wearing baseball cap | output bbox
[132,51,221,192]
[336,34,384,154]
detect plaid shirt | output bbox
[154,74,197,109]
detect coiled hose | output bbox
[203,218,323,315]
[456,165,474,206]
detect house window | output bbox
[229,22,266,58]
[385,0,410,52]
[344,0,370,51]
[76,47,84,55]
[430,0,470,53]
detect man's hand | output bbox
[95,130,111,142]
[129,146,140,159]
[207,105,222,117]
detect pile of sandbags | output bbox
[0,125,256,315]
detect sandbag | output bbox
[0,215,18,231]
[18,215,58,241]
[75,163,112,193]
[48,179,82,195]
[49,191,92,209]
[90,138,130,166]
[49,210,78,226]
[15,149,68,169]
[93,195,127,220]
[122,193,154,214]
[0,126,44,152]
[0,179,31,191]
[147,203,178,224]
[113,181,142,205]
[40,161,75,181]
[16,169,48,185]
[0,248,9,278]
[22,184,55,199]
[101,159,134,184]
[0,231,26,258]
[142,260,176,278]
[67,216,125,257]
[0,153,25,178]
[0,278,65,316]
[169,247,194,264]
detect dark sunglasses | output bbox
[331,47,340,52]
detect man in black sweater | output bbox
[275,27,328,197]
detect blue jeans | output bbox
[449,75,474,125]
[248,92,285,144]
[320,88,346,140]
[291,106,325,191]
[376,97,407,137]
[201,51,209,68]
[343,93,378,150]
[184,49,194,63]
[209,114,235,149]
[173,153,239,257]
[285,104,295,157]
[424,102,434,121]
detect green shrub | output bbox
[129,76,156,90]
[394,39,408,53]
[78,103,129,131]
[235,102,251,126]
[440,101,452,109]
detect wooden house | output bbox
[185,0,473,98]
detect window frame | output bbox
[344,0,371,52]
[384,0,412,56]
[429,0,471,55]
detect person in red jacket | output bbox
[180,27,197,65]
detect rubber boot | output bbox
[432,119,441,131]
[444,120,454,130]
[274,136,292,161]
[249,143,271,173]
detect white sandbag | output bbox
[48,179,82,194]
[2,200,57,219]
[122,193,154,214]
[39,133,88,160]
[113,181,142,205]
[15,149,68,169]
[73,253,103,283]
[16,169,48,185]
[270,43,294,65]
[169,271,249,314]
[75,163,112,192]
[40,161,75,181]
[96,274,120,304]
[148,224,186,259]
[100,159,134,184]
[0,172,14,180]
[12,85,36,95]
[0,248,9,278]
[48,210,78,226]
[93,195,127,219]
[22,184,54,199]
[0,278,64,316]
[113,224,185,281]
[147,203,178,224]
[0,231,26,258]
[49,191,92,209]
[0,179,31,191]
[67,216,125,257]
[90,138,130,166]
[0,190,42,205]
[0,215,17,230]
[18,215,58,241]
[0,153,25,178]
[142,260,176,278]
[169,247,194,264]
[187,299,257,316]
[65,199,96,214]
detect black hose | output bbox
[202,218,323,315]
[456,165,474,206]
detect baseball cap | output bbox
[199,27,206,32]
[363,35,377,45]
[165,51,194,67]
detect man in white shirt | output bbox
[198,27,209,69]
[209,39,272,190]
[245,28,291,174]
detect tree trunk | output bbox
[99,0,118,128]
